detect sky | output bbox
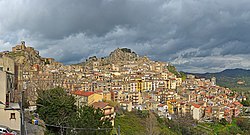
[1,0,250,73]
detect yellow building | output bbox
[136,80,142,92]
[71,91,103,106]
[167,99,177,114]
[142,80,152,91]
[103,91,111,101]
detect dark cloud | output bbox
[1,0,250,73]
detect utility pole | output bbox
[20,90,25,135]
[117,125,120,135]
[21,81,26,135]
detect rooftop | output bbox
[92,102,109,109]
[71,90,95,97]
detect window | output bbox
[10,113,16,119]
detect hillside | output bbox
[115,111,177,135]
[189,68,250,93]
[77,48,151,67]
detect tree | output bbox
[241,99,250,106]
[36,87,77,133]
[36,87,113,135]
[179,72,187,81]
[69,106,112,135]
[219,118,227,126]
[146,112,159,135]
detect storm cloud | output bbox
[1,0,250,73]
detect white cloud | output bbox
[1,0,250,72]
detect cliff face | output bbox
[81,48,150,67]
[108,48,138,62]
[5,43,43,71]
[0,42,58,102]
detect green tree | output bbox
[241,99,250,106]
[219,118,227,126]
[69,106,112,135]
[36,87,77,133]
[167,65,179,76]
[179,71,187,81]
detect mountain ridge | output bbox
[187,68,250,89]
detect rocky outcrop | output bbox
[80,48,150,67]
[108,48,139,62]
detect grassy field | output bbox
[115,112,146,135]
[195,119,247,135]
[115,111,176,135]
[115,111,249,135]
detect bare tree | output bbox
[146,111,159,135]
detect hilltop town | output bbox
[0,42,247,134]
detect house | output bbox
[129,92,143,105]
[192,103,203,120]
[232,101,243,117]
[101,91,111,101]
[0,56,20,131]
[92,102,116,126]
[157,103,168,117]
[71,91,103,106]
[120,101,132,112]
[204,106,212,119]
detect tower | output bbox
[20,41,26,50]
[211,77,216,86]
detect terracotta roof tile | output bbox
[192,103,201,108]
[71,90,94,97]
[92,102,109,109]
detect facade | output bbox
[0,42,245,125]
[0,56,20,131]
[120,101,132,112]
[192,103,203,120]
[71,91,103,106]
[92,102,116,126]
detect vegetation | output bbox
[179,71,187,81]
[120,48,132,53]
[156,114,250,135]
[167,65,179,76]
[115,110,176,135]
[241,99,250,106]
[157,114,198,135]
[36,87,76,127]
[166,64,186,80]
[36,87,112,135]
[115,111,147,135]
[69,106,112,135]
[7,51,24,57]
[37,87,249,135]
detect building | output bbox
[92,101,116,126]
[192,103,203,120]
[71,90,103,106]
[0,56,20,131]
[120,101,132,112]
